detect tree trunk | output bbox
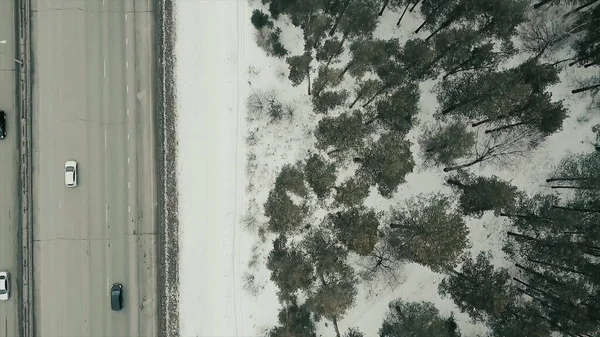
[307,69,311,95]
[563,0,599,17]
[414,1,447,33]
[550,58,573,67]
[584,61,598,68]
[339,61,353,79]
[533,0,554,9]
[499,212,552,222]
[572,83,600,94]
[528,258,593,278]
[348,83,372,108]
[472,115,509,127]
[516,263,562,286]
[324,33,348,70]
[425,16,455,41]
[379,0,390,15]
[443,155,486,172]
[445,178,468,189]
[546,177,597,183]
[516,287,557,311]
[429,41,461,68]
[332,316,341,337]
[443,48,483,79]
[362,84,389,107]
[397,1,410,26]
[328,0,353,36]
[550,185,598,190]
[425,3,465,41]
[551,205,600,214]
[440,96,482,115]
[410,0,421,12]
[507,231,539,242]
[364,115,379,126]
[485,121,526,134]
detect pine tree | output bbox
[354,132,414,198]
[446,172,522,217]
[379,299,462,337]
[386,193,470,272]
[438,251,517,321]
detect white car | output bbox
[65,160,78,187]
[0,271,9,301]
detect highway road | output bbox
[30,0,158,336]
[0,0,21,335]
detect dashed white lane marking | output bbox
[103,58,106,77]
[126,61,129,68]
[128,206,130,213]
[125,14,128,21]
[128,182,130,189]
[126,108,129,115]
[127,133,130,140]
[126,85,129,92]
[127,157,130,164]
[104,130,107,149]
[126,38,128,45]
[105,204,108,222]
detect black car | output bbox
[0,111,6,139]
[110,283,123,311]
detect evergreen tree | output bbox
[572,3,600,67]
[379,299,462,337]
[287,53,314,94]
[340,38,401,79]
[267,235,315,302]
[446,172,522,217]
[366,81,420,135]
[265,164,310,234]
[486,301,551,337]
[333,177,371,207]
[438,251,517,321]
[304,154,337,199]
[343,327,365,337]
[268,300,318,337]
[251,9,274,29]
[302,228,357,337]
[354,132,415,198]
[315,110,374,159]
[418,121,476,168]
[328,207,380,255]
[386,193,470,272]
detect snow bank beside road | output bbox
[175,1,254,335]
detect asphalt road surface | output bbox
[30,0,158,336]
[0,0,21,335]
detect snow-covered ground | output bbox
[175,0,259,335]
[174,1,600,336]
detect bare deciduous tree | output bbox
[356,240,406,296]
